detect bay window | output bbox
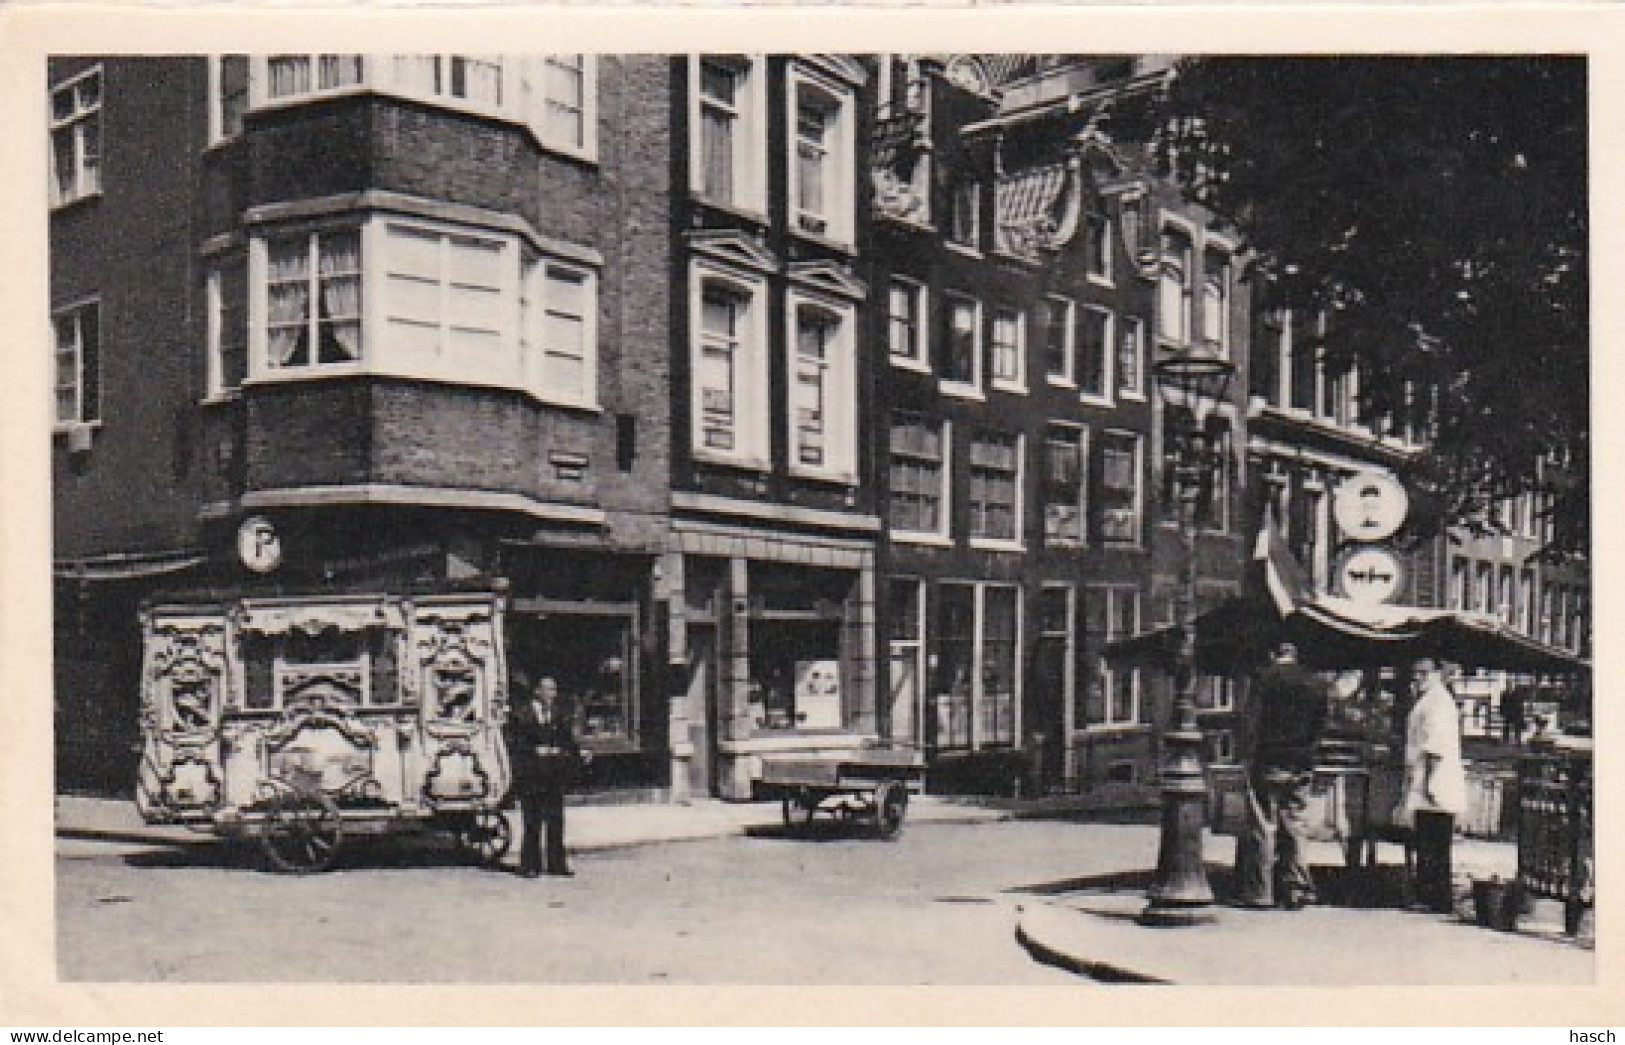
[265,228,363,370]
[532,262,596,404]
[788,295,857,481]
[266,54,363,99]
[222,55,596,158]
[247,214,598,405]
[49,66,101,206]
[692,55,765,212]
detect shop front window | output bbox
[511,611,638,745]
[746,566,853,733]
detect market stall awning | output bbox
[1105,592,1588,675]
[1105,520,1589,675]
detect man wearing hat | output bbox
[1236,641,1329,910]
[1398,657,1467,912]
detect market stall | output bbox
[1105,540,1589,874]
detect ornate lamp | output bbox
[1141,342,1236,927]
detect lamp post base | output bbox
[1140,726,1216,927]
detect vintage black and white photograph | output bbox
[36,43,1595,994]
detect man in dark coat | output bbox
[506,674,586,877]
[1235,641,1329,909]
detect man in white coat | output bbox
[1398,657,1467,913]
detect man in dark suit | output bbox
[506,673,586,878]
[1235,641,1329,910]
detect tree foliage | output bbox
[1146,57,1588,559]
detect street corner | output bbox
[1014,894,1174,984]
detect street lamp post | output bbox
[1140,344,1235,928]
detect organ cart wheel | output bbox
[454,809,513,868]
[873,780,908,840]
[260,787,345,874]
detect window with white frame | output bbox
[990,306,1025,391]
[1040,295,1075,385]
[1097,430,1142,546]
[381,223,504,363]
[1475,561,1493,615]
[1086,211,1113,284]
[968,429,1022,545]
[207,255,248,396]
[1085,586,1140,727]
[693,56,765,212]
[531,262,596,404]
[266,54,364,100]
[540,55,590,151]
[1158,226,1193,346]
[49,66,101,206]
[263,227,364,371]
[692,268,768,466]
[941,294,982,392]
[232,56,596,158]
[1520,568,1537,634]
[53,300,100,427]
[789,68,854,244]
[1117,314,1144,397]
[1079,305,1112,400]
[1043,424,1087,547]
[248,215,598,404]
[888,412,950,538]
[1201,248,1231,353]
[788,295,857,480]
[887,278,927,367]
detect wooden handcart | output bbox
[758,746,925,839]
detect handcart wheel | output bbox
[781,793,820,831]
[260,787,344,873]
[454,809,513,867]
[873,780,908,840]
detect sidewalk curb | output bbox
[1014,903,1168,985]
